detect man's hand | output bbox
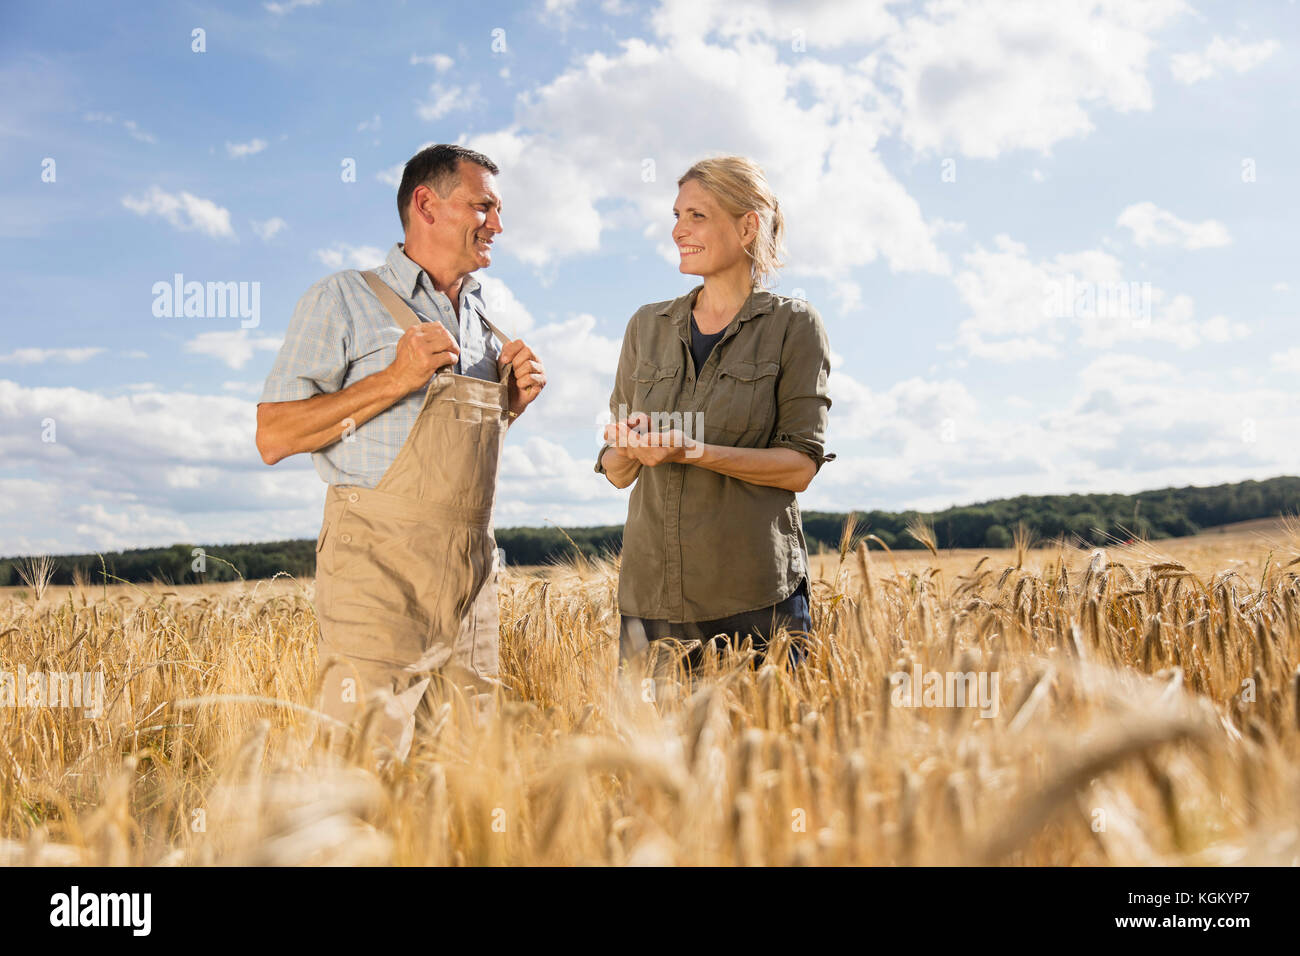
[385,322,460,398]
[500,339,546,417]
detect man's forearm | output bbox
[257,368,406,464]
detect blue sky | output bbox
[1,0,1296,555]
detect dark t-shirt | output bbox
[689,313,727,374]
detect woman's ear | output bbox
[739,210,759,247]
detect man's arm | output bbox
[256,314,460,465]
[257,369,403,465]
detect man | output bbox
[256,144,546,760]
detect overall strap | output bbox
[362,270,514,347]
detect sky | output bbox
[1,0,1296,556]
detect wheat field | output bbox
[2,517,1298,866]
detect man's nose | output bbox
[487,208,504,234]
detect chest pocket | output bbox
[630,359,679,417]
[351,322,403,372]
[712,359,780,445]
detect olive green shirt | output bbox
[596,286,835,622]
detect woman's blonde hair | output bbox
[677,156,785,289]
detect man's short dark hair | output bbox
[397,144,499,231]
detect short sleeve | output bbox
[595,309,640,474]
[259,282,351,404]
[768,302,835,473]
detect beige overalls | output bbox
[312,270,514,759]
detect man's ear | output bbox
[413,185,438,226]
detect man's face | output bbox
[419,161,504,272]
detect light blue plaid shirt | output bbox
[260,242,503,487]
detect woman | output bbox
[595,156,834,667]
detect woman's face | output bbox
[672,179,753,278]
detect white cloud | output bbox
[882,0,1184,158]
[497,436,628,528]
[952,233,1243,360]
[512,313,621,434]
[475,274,536,335]
[122,186,235,239]
[410,54,454,72]
[467,34,948,276]
[225,138,268,159]
[0,378,325,553]
[264,0,320,15]
[377,140,437,190]
[542,0,580,20]
[183,330,283,370]
[651,0,898,48]
[1116,201,1231,249]
[1272,348,1300,374]
[83,112,157,143]
[1199,314,1249,343]
[417,83,476,121]
[0,347,105,364]
[121,119,157,144]
[251,217,288,241]
[1170,35,1279,84]
[357,114,381,132]
[313,244,386,270]
[803,353,1297,516]
[826,372,979,445]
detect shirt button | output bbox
[340,533,352,544]
[348,492,359,503]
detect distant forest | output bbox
[3,476,1296,587]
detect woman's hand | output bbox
[603,415,701,467]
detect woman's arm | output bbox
[685,442,816,492]
[617,430,815,492]
[599,443,642,489]
[615,299,832,493]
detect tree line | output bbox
[3,476,1295,587]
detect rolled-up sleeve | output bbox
[259,282,350,404]
[595,310,640,474]
[768,302,835,472]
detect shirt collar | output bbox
[386,243,482,301]
[659,284,776,331]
